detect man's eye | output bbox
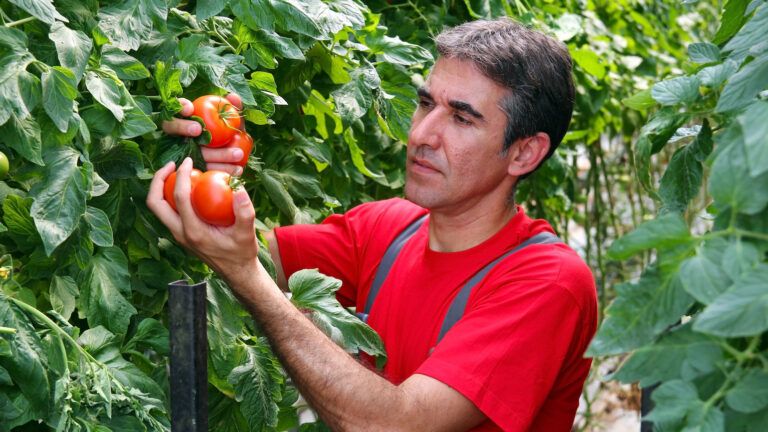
[454,113,472,125]
[418,99,433,109]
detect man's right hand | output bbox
[162,94,246,176]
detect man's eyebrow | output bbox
[448,100,484,120]
[417,87,485,121]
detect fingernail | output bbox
[235,190,249,206]
[187,123,201,135]
[233,166,243,176]
[232,149,244,159]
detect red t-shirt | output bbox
[275,198,597,431]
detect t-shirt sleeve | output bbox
[274,212,361,307]
[415,277,593,431]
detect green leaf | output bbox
[722,3,768,61]
[84,206,114,247]
[652,76,701,106]
[124,318,169,356]
[261,169,311,224]
[0,295,50,417]
[365,29,433,66]
[8,0,67,25]
[716,52,768,113]
[270,0,324,39]
[634,108,689,196]
[92,138,143,181]
[30,147,88,255]
[679,238,732,305]
[721,239,761,280]
[228,340,284,431]
[622,89,656,110]
[118,94,157,139]
[343,128,384,181]
[587,269,694,356]
[49,275,78,321]
[697,60,739,87]
[97,0,168,51]
[85,71,125,121]
[332,65,380,123]
[289,269,386,359]
[41,66,77,133]
[571,47,607,79]
[689,42,721,63]
[612,325,722,387]
[658,128,707,214]
[0,114,43,165]
[196,0,227,20]
[553,13,582,41]
[101,45,150,81]
[694,264,768,337]
[231,0,276,32]
[709,137,768,215]
[726,369,768,413]
[77,247,138,335]
[713,0,750,45]
[607,213,691,260]
[737,101,768,177]
[176,34,256,105]
[646,379,700,423]
[48,22,92,83]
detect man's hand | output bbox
[162,94,246,176]
[146,157,260,289]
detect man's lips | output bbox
[410,157,440,173]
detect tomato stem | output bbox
[5,16,36,27]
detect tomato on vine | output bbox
[0,151,8,179]
[227,130,254,167]
[192,95,242,148]
[191,170,237,226]
[163,168,202,211]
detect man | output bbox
[149,18,597,431]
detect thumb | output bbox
[232,188,256,235]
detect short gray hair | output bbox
[435,18,574,170]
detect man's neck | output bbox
[427,200,517,253]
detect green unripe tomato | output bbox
[0,152,8,179]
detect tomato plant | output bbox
[192,95,242,148]
[191,171,236,226]
[163,168,203,211]
[226,130,254,167]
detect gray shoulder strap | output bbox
[356,214,428,322]
[435,231,562,344]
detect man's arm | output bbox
[147,159,486,431]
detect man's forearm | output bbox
[231,262,414,431]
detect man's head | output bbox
[435,18,575,168]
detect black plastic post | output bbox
[640,383,658,432]
[169,280,208,432]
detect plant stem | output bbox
[5,16,35,27]
[0,326,16,334]
[10,297,96,362]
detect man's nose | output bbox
[409,110,442,149]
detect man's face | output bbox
[404,57,513,213]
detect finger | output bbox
[232,188,257,243]
[201,146,244,164]
[206,163,243,177]
[162,118,202,137]
[179,98,193,117]
[174,158,207,234]
[146,161,183,233]
[226,94,243,110]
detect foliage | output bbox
[0,0,423,429]
[588,0,768,430]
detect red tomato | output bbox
[191,170,235,226]
[163,168,202,211]
[192,95,242,148]
[227,130,253,167]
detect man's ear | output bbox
[506,132,551,177]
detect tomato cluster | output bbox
[163,169,237,226]
[192,95,254,167]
